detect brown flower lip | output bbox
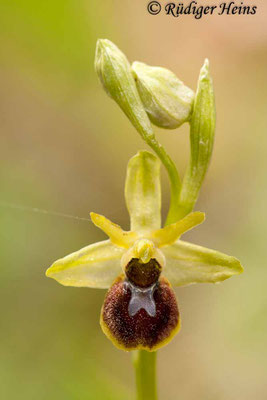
[100,274,180,351]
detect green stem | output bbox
[133,350,157,400]
[143,134,181,226]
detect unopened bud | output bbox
[95,39,129,99]
[132,61,195,129]
[95,39,153,135]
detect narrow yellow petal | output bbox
[90,212,137,248]
[150,211,205,247]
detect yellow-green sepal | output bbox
[125,150,161,232]
[46,240,125,289]
[161,240,243,286]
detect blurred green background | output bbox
[0,1,266,399]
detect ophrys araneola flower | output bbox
[46,151,243,351]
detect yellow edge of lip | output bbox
[100,307,181,352]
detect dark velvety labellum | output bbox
[101,275,179,350]
[125,258,161,288]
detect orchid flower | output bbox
[46,150,242,352]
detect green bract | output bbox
[177,59,216,219]
[46,150,242,291]
[132,62,194,129]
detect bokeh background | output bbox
[0,1,266,399]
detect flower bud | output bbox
[95,39,129,100]
[95,39,153,136]
[131,61,195,129]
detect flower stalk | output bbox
[133,350,157,400]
